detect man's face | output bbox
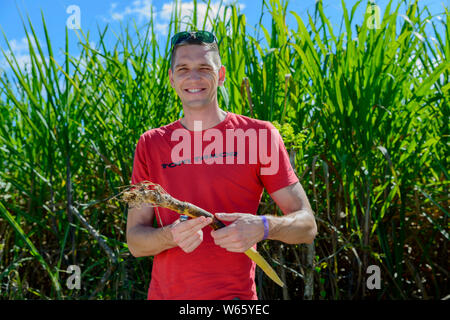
[169,45,225,110]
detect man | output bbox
[126,31,317,300]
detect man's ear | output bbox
[218,65,226,86]
[168,68,174,88]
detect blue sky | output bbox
[0,0,447,71]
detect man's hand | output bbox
[170,216,212,253]
[210,213,264,252]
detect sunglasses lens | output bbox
[171,31,216,47]
[196,31,215,43]
[171,32,190,46]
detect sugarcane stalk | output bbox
[119,181,284,287]
[122,182,226,230]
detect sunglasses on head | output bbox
[170,31,217,47]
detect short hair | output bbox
[170,38,222,70]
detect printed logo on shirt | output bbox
[161,151,237,169]
[169,121,280,175]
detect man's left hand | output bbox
[210,213,265,252]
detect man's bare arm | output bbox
[211,182,317,252]
[266,182,317,244]
[126,206,213,257]
[126,206,176,257]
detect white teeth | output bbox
[187,89,203,93]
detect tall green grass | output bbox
[0,0,448,299]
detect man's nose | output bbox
[187,70,201,80]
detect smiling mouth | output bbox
[184,88,206,93]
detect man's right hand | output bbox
[170,216,212,253]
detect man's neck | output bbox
[180,106,227,131]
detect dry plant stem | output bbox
[70,205,117,263]
[120,182,285,287]
[290,149,315,300]
[70,204,117,299]
[122,182,226,230]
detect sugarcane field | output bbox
[0,0,448,303]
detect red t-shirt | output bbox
[131,112,299,300]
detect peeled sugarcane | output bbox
[119,181,284,287]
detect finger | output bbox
[173,216,210,234]
[180,216,212,234]
[222,245,246,253]
[181,239,202,253]
[215,213,241,221]
[172,217,211,244]
[177,224,206,252]
[214,238,247,252]
[210,227,226,240]
[211,221,237,240]
[183,216,212,229]
[173,226,201,247]
[211,227,241,246]
[179,232,203,253]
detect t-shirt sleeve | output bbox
[258,124,299,194]
[131,134,150,185]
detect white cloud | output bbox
[104,0,245,41]
[157,0,245,34]
[0,36,52,75]
[109,0,153,22]
[10,37,32,53]
[106,0,245,33]
[155,22,169,36]
[0,37,33,71]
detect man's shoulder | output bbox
[228,112,276,130]
[139,119,180,141]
